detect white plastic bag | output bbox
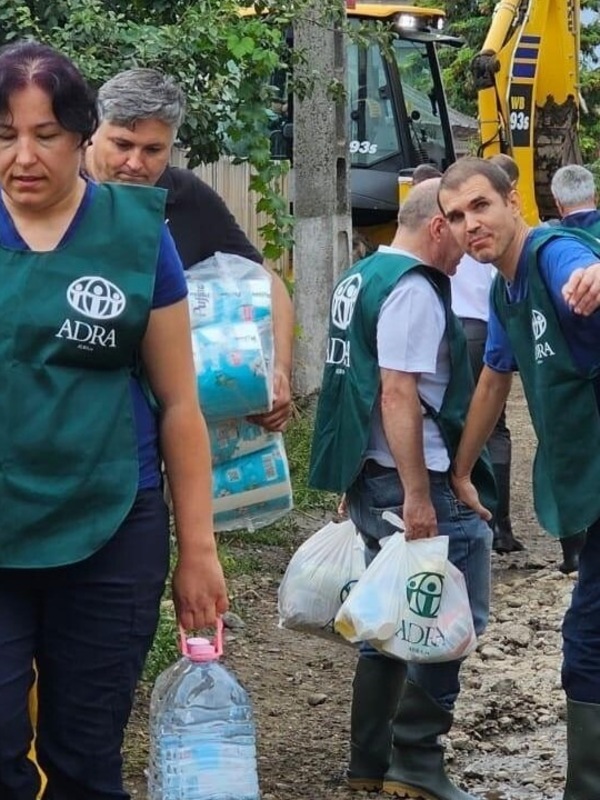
[278,519,365,644]
[335,531,477,663]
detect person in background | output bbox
[85,68,294,433]
[0,40,227,800]
[551,163,600,238]
[438,157,600,800]
[310,179,493,800]
[410,163,443,185]
[448,153,524,557]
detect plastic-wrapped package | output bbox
[212,435,292,532]
[186,252,272,328]
[191,321,272,420]
[207,418,277,466]
[186,253,274,420]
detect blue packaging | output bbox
[207,418,276,466]
[191,322,272,420]
[212,437,293,532]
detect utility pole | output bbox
[292,0,352,395]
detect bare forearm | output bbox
[271,272,294,379]
[381,386,429,498]
[454,367,513,477]
[160,403,217,559]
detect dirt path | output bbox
[125,380,575,800]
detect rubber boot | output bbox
[382,682,477,800]
[558,532,586,575]
[564,698,600,799]
[347,655,407,792]
[491,463,524,554]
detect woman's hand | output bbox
[172,551,229,631]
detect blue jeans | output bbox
[346,462,492,711]
[562,516,600,703]
[0,489,170,800]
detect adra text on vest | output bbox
[326,337,351,370]
[532,308,556,364]
[55,319,117,350]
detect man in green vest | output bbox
[438,157,600,800]
[551,163,600,238]
[310,179,494,800]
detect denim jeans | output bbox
[562,516,600,703]
[346,462,492,710]
[0,489,170,800]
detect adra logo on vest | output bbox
[326,274,362,371]
[55,276,126,351]
[531,309,555,363]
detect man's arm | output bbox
[380,367,437,540]
[451,365,512,518]
[248,270,294,432]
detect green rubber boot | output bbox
[564,698,600,799]
[382,682,477,800]
[347,655,406,792]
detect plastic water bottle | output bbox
[148,619,260,800]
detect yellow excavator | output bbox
[472,0,582,224]
[266,0,583,238]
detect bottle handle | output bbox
[179,616,224,658]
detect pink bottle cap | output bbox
[179,617,224,662]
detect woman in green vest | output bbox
[0,41,228,800]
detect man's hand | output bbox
[172,551,229,631]
[403,492,437,540]
[248,368,292,432]
[451,472,492,522]
[563,263,600,316]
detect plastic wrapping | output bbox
[187,253,274,420]
[335,532,476,663]
[207,417,276,466]
[278,519,365,644]
[212,435,293,532]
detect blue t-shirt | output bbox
[484,228,600,375]
[0,180,188,489]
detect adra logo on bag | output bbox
[406,572,444,618]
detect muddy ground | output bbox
[124,380,574,800]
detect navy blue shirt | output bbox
[485,228,600,375]
[0,180,188,488]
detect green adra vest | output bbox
[309,251,496,509]
[0,182,165,568]
[491,228,600,537]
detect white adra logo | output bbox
[532,309,546,341]
[67,276,126,320]
[331,274,362,330]
[531,308,555,363]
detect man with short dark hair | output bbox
[439,156,600,800]
[86,68,294,431]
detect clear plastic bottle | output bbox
[148,620,260,800]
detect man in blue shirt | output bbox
[438,157,600,800]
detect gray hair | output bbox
[97,68,186,130]
[551,165,596,208]
[398,178,442,230]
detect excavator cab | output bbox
[263,4,463,245]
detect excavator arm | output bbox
[471,0,581,223]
